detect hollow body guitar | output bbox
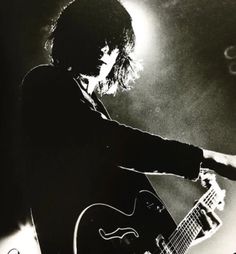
[74,174,225,254]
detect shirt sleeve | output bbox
[72,103,203,180]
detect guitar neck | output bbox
[164,181,224,254]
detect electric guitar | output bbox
[74,173,225,254]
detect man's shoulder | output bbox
[21,64,86,108]
[22,64,74,90]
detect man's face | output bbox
[72,41,119,78]
[97,43,119,81]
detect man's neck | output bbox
[79,74,98,95]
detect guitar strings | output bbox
[174,208,202,254]
[170,189,215,254]
[152,188,217,254]
[177,189,217,254]
[174,189,217,254]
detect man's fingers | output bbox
[200,209,212,230]
[206,210,221,227]
[194,202,222,244]
[200,208,221,232]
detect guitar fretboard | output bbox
[158,180,224,254]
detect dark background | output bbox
[0,0,236,253]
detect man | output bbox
[20,0,236,253]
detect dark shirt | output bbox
[20,65,203,253]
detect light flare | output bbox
[122,1,154,57]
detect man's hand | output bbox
[192,203,222,246]
[202,149,236,180]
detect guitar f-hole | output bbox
[99,227,139,241]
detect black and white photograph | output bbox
[0,0,236,254]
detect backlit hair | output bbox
[47,0,141,94]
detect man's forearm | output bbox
[202,149,236,180]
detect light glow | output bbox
[0,222,41,254]
[123,1,154,56]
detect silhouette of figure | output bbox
[20,0,236,253]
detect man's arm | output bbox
[21,65,236,182]
[202,149,236,180]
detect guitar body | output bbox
[75,190,177,254]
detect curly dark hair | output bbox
[47,0,140,93]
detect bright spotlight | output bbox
[123,1,154,56]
